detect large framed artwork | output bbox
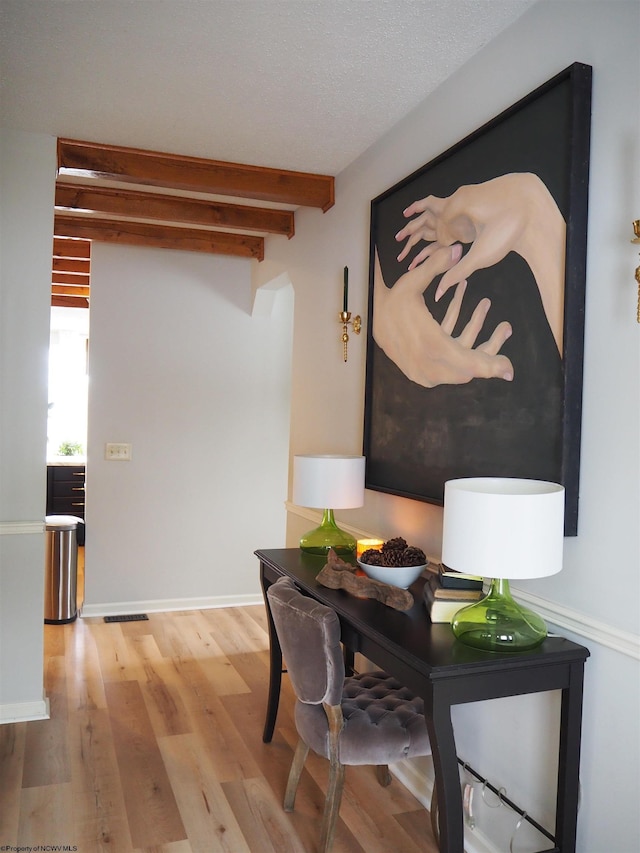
[363,63,592,535]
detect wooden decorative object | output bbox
[316,550,414,611]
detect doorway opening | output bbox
[47,305,89,462]
[47,237,90,574]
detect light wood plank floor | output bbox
[0,564,439,852]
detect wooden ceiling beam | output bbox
[55,182,295,238]
[54,214,264,261]
[52,272,90,286]
[52,257,90,274]
[58,138,334,212]
[52,284,90,298]
[53,236,91,259]
[51,294,89,309]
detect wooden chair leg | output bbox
[320,702,346,853]
[375,764,392,787]
[284,738,309,812]
[319,759,345,853]
[430,783,440,848]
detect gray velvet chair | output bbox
[267,576,432,852]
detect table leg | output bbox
[426,695,464,853]
[554,662,585,851]
[260,566,282,743]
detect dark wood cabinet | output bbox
[46,464,85,545]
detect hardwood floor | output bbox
[0,560,439,852]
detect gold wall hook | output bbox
[339,265,361,361]
[339,310,361,362]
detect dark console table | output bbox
[257,548,589,853]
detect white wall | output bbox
[82,242,292,613]
[254,3,640,851]
[0,128,56,720]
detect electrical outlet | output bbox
[105,442,132,461]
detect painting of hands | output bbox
[373,173,566,390]
[363,63,590,535]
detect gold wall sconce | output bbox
[339,266,361,362]
[632,220,640,323]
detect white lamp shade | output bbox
[442,477,565,580]
[293,455,365,509]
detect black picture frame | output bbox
[363,63,592,536]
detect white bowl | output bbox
[357,560,427,590]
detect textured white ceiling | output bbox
[0,0,536,175]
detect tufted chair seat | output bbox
[297,670,430,766]
[267,576,432,852]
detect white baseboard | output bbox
[80,592,263,618]
[0,696,50,724]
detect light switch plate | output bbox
[105,442,132,461]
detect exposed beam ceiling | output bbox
[54,184,295,238]
[54,214,265,261]
[52,138,336,308]
[58,139,334,211]
[52,236,91,309]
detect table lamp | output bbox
[293,454,365,555]
[441,477,565,652]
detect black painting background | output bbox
[364,75,573,505]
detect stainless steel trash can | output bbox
[44,515,82,624]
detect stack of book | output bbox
[423,563,484,623]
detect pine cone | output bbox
[363,538,426,567]
[402,546,427,566]
[360,549,384,565]
[384,549,407,566]
[382,537,407,553]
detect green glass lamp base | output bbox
[452,578,547,652]
[299,508,356,556]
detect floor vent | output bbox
[104,614,149,623]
